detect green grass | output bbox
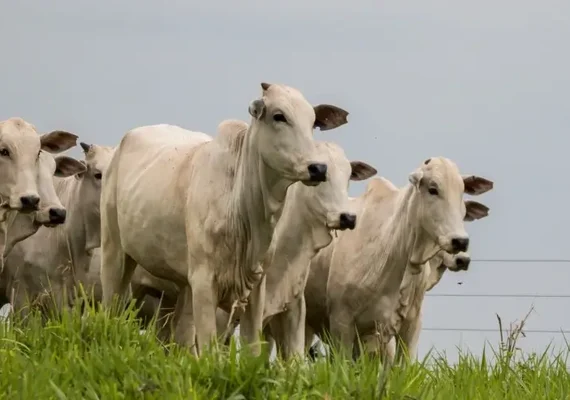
[1,301,569,400]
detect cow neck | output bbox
[358,184,428,300]
[227,124,292,302]
[56,176,93,281]
[395,259,432,332]
[262,188,332,319]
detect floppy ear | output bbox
[248,99,266,120]
[349,161,377,181]
[463,175,494,196]
[40,131,79,154]
[54,156,87,178]
[464,200,489,221]
[408,168,424,187]
[313,104,349,131]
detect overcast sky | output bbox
[2,0,570,361]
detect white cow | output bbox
[1,142,114,313]
[100,83,350,355]
[0,150,86,307]
[388,200,491,362]
[3,152,87,257]
[0,117,79,271]
[203,140,377,358]
[303,157,494,358]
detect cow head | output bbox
[425,199,491,291]
[0,118,77,213]
[298,141,376,231]
[408,157,493,264]
[34,153,87,226]
[75,142,115,252]
[247,82,349,187]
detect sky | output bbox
[1,0,570,361]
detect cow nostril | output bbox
[339,213,357,230]
[455,257,470,270]
[20,195,40,210]
[451,237,469,252]
[49,208,67,223]
[307,163,327,182]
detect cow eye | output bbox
[273,113,287,123]
[428,187,439,196]
[94,172,102,180]
[0,149,9,157]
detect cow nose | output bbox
[339,213,356,230]
[455,255,470,271]
[49,208,67,224]
[451,237,469,252]
[307,163,327,182]
[20,195,40,211]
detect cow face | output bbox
[248,82,349,187]
[408,157,493,255]
[299,141,376,231]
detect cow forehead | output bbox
[38,150,57,173]
[0,118,41,145]
[263,84,315,121]
[85,145,114,168]
[318,142,351,177]
[422,157,463,189]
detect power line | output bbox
[469,259,570,263]
[423,327,570,334]
[427,294,570,299]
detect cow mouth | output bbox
[301,180,320,187]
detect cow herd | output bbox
[0,82,494,364]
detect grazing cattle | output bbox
[100,83,350,355]
[1,142,114,313]
[0,117,79,270]
[303,158,494,358]
[249,141,376,359]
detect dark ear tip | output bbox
[80,142,91,152]
[261,82,271,91]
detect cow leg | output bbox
[271,295,306,360]
[239,274,266,356]
[100,189,136,308]
[263,324,276,357]
[100,248,137,309]
[172,285,197,353]
[189,267,217,356]
[396,317,422,363]
[328,306,355,358]
[216,307,238,345]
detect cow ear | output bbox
[464,200,489,221]
[313,104,349,131]
[40,130,79,154]
[463,175,494,195]
[248,99,266,120]
[54,156,87,178]
[349,161,377,181]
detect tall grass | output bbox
[0,299,569,399]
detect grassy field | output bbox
[1,302,569,400]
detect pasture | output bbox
[1,297,568,399]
